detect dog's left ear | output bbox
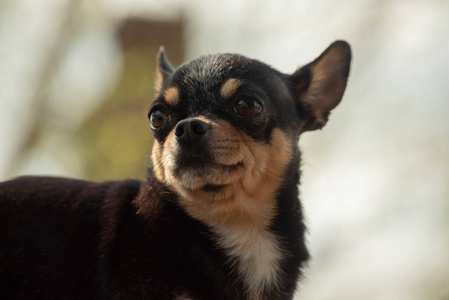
[155,46,175,94]
[292,41,351,132]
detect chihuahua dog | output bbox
[0,41,351,300]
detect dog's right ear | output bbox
[155,46,174,94]
[292,41,351,132]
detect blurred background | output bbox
[0,0,448,299]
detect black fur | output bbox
[0,41,351,300]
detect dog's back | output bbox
[0,177,141,299]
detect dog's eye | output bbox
[149,110,169,129]
[233,98,263,117]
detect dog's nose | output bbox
[175,118,210,144]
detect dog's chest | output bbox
[213,226,283,299]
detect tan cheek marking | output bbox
[151,140,165,183]
[220,78,242,100]
[162,130,175,182]
[164,87,180,106]
[242,128,292,197]
[151,130,179,190]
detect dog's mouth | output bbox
[174,155,243,173]
[171,154,244,190]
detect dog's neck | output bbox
[136,154,305,300]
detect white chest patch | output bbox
[213,226,284,299]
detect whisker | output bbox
[257,169,269,185]
[301,160,320,172]
[260,167,284,179]
[221,189,230,213]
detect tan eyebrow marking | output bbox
[164,87,180,106]
[220,78,243,100]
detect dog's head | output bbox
[148,42,351,227]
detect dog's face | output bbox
[149,42,351,227]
